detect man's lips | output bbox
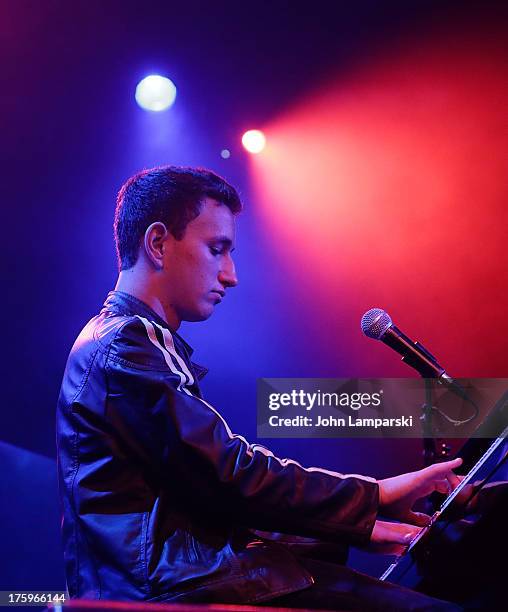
[210,290,225,301]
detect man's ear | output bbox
[144,222,169,269]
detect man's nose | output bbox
[219,256,238,288]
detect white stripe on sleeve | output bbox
[136,316,375,482]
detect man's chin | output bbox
[182,308,214,323]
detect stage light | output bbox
[242,130,266,154]
[220,149,231,159]
[135,75,177,111]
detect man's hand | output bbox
[366,520,422,556]
[378,457,463,524]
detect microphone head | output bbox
[361,308,393,340]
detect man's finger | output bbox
[428,458,462,475]
[434,479,451,495]
[406,511,431,527]
[392,528,420,545]
[454,483,475,506]
[446,471,461,489]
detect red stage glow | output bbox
[248,28,508,377]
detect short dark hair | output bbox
[114,166,242,270]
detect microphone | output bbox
[361,308,478,431]
[360,308,452,382]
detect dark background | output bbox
[1,0,506,593]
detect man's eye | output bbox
[210,247,221,256]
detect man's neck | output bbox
[114,268,180,330]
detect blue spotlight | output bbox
[135,75,177,111]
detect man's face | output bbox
[160,197,238,324]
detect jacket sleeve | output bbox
[104,316,379,545]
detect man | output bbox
[57,166,462,610]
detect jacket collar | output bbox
[102,290,195,357]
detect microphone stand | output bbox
[420,378,437,467]
[421,378,437,466]
[421,377,451,467]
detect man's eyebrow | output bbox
[210,236,234,249]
